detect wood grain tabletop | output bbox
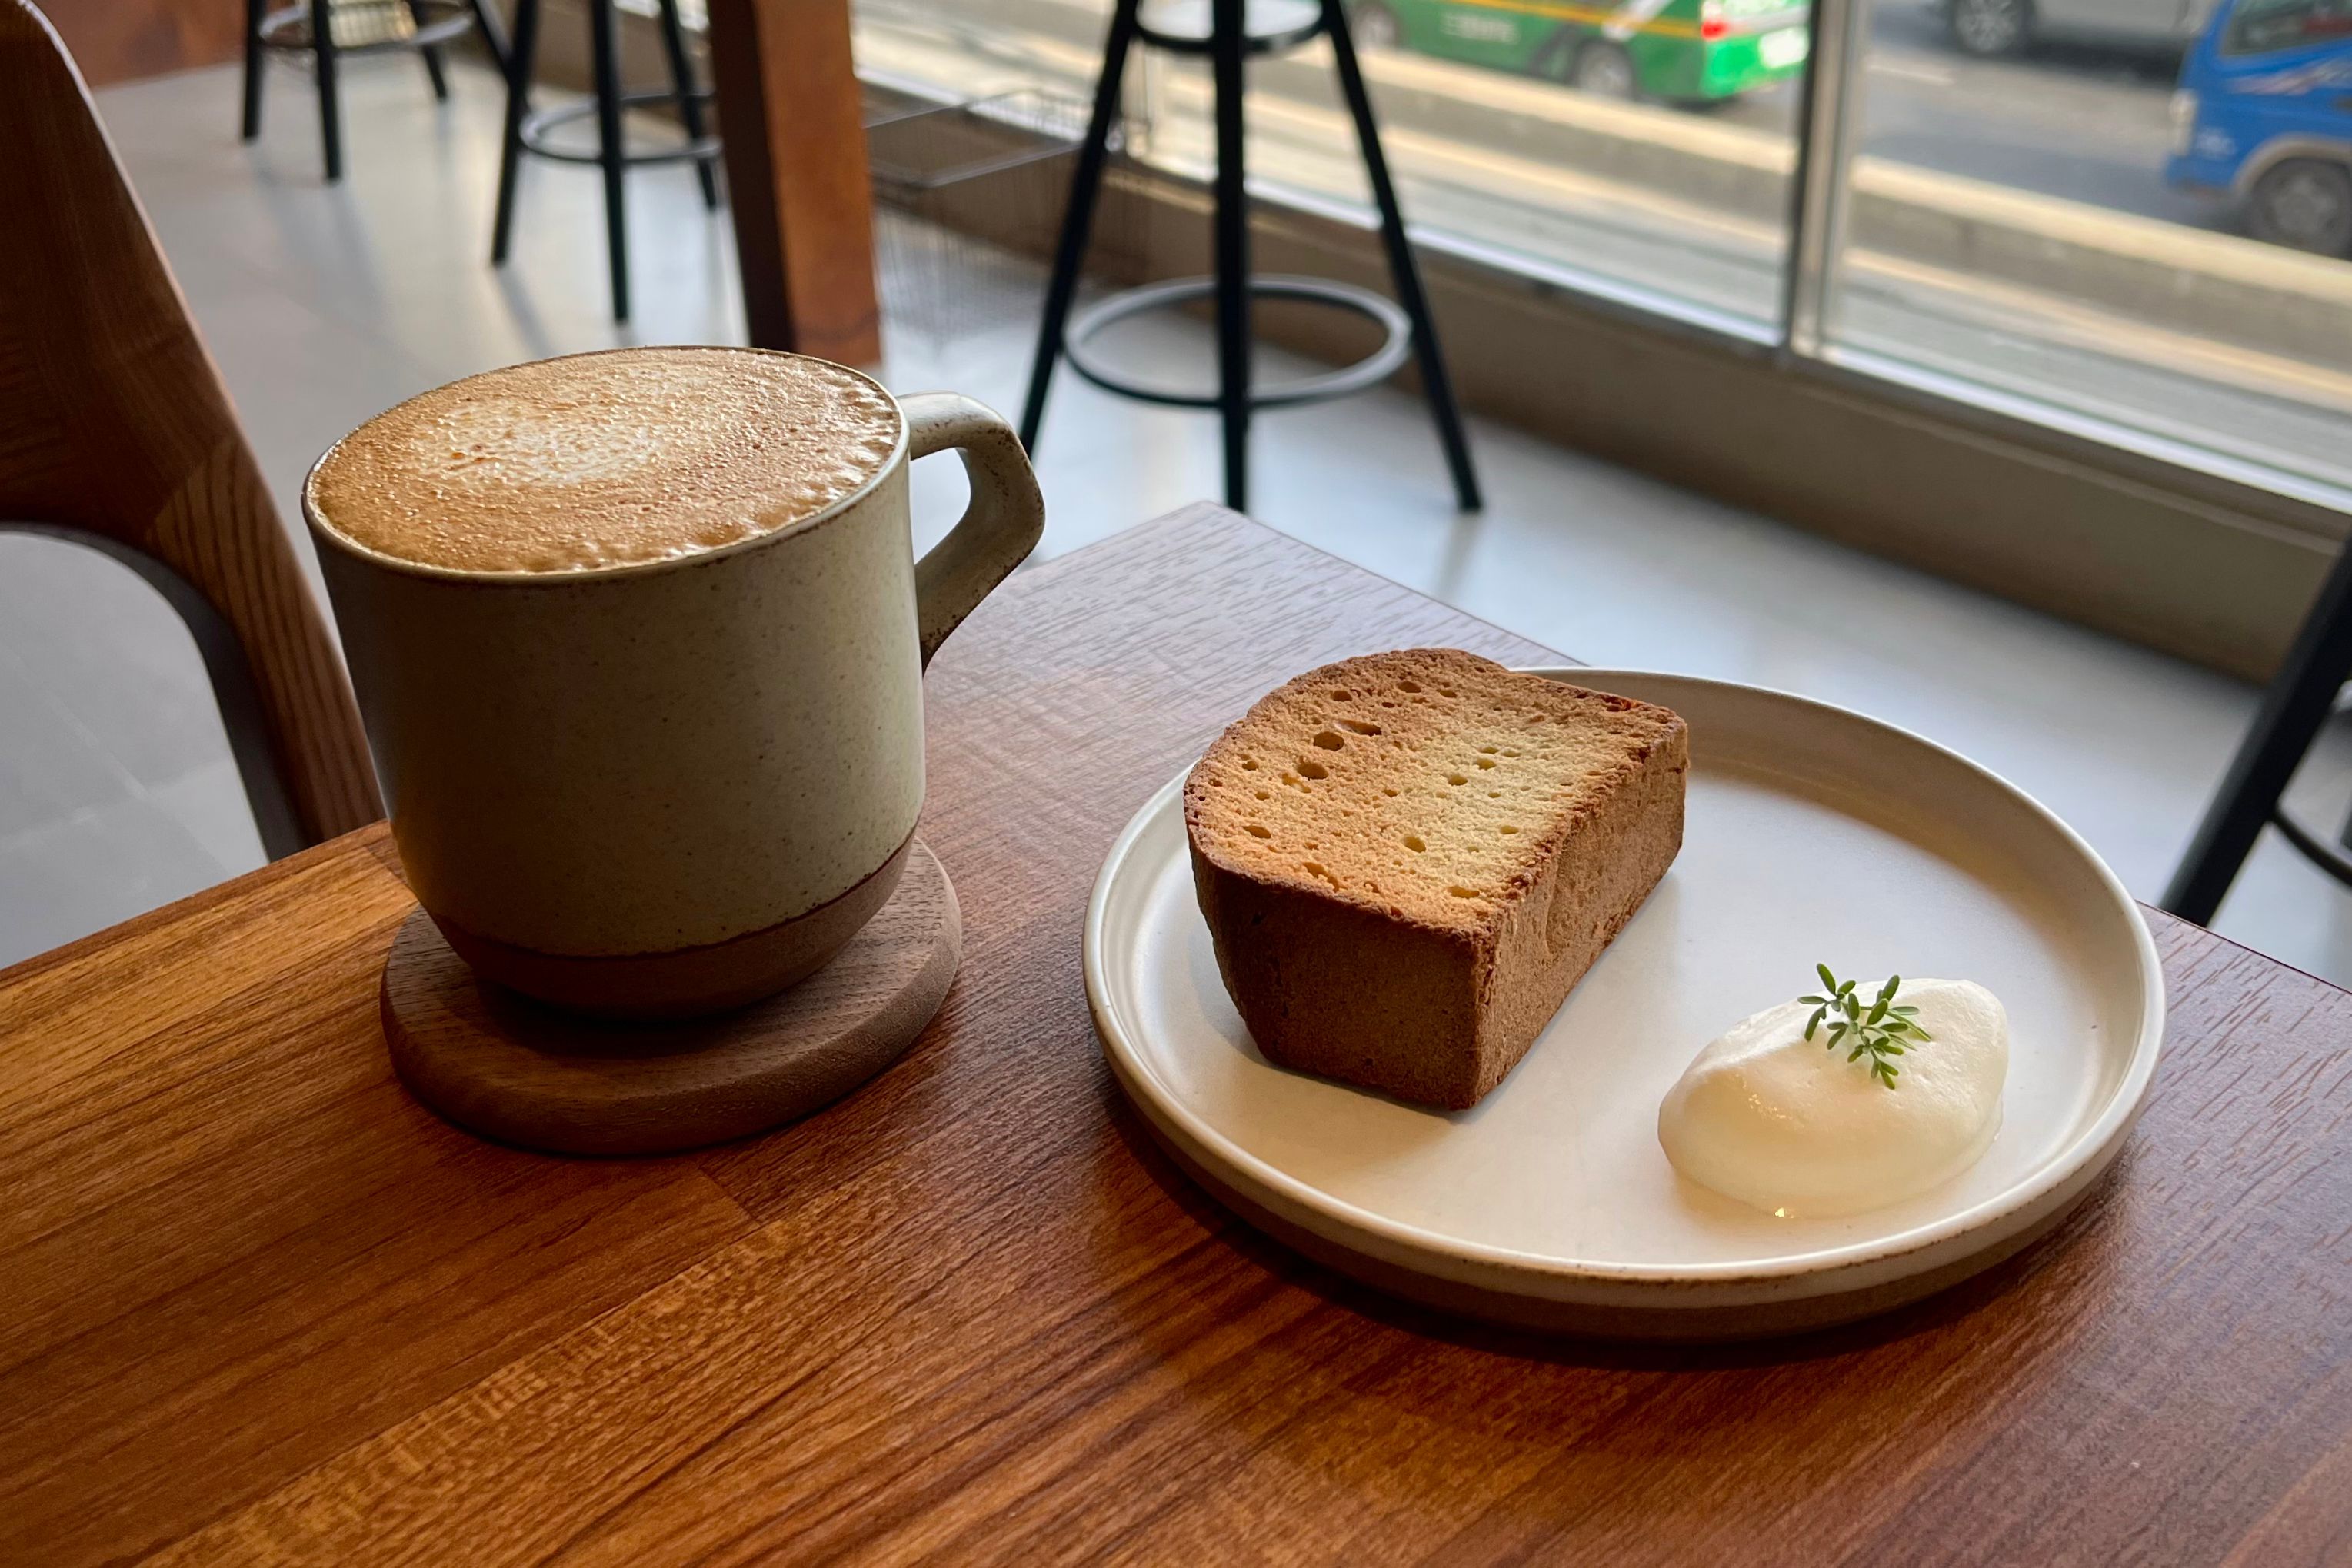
[2,504,2347,1566]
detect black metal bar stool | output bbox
[2164,542,2352,924]
[491,0,720,322]
[242,0,508,181]
[1019,0,1481,514]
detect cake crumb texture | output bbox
[1185,648,1687,1109]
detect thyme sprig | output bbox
[1800,966,1932,1090]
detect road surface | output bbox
[1714,2,2207,226]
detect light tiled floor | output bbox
[5,54,2350,981]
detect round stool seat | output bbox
[1064,275,1412,411]
[1136,0,1325,52]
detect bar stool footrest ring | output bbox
[259,0,475,55]
[2271,807,2352,891]
[1064,275,1412,411]
[519,90,721,166]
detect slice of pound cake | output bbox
[1184,649,1687,1110]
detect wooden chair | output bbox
[0,0,383,859]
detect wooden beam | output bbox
[36,0,245,85]
[705,0,881,365]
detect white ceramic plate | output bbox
[1085,670,2165,1338]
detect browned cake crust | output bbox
[1184,649,1687,1110]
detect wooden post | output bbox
[705,0,882,365]
[37,0,246,84]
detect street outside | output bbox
[1713,4,2203,228]
[868,0,2219,233]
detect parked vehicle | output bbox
[2166,0,2352,252]
[1350,0,1811,102]
[1935,0,2213,58]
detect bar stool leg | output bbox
[1323,0,1481,512]
[2164,541,2352,924]
[1211,0,1251,512]
[1018,0,1141,458]
[588,0,631,320]
[469,0,511,78]
[653,0,718,210]
[491,0,541,265]
[312,0,342,181]
[408,0,451,101]
[241,0,265,139]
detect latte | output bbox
[307,348,902,574]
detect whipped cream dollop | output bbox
[1657,978,2009,1218]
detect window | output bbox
[855,0,2352,508]
[2225,0,2352,55]
[855,0,1806,330]
[1822,0,2352,494]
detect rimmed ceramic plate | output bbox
[1085,670,2165,1339]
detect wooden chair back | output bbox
[0,0,381,857]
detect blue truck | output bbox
[2166,0,2352,253]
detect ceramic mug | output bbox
[306,351,1044,1018]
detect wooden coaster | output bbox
[381,841,960,1156]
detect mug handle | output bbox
[903,392,1045,668]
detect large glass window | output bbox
[1822,0,2352,493]
[852,0,1806,328]
[853,0,2352,501]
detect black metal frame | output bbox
[241,0,509,182]
[1,525,312,860]
[2163,537,2352,925]
[490,0,719,322]
[1018,0,1481,514]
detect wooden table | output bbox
[5,506,2348,1564]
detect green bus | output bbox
[1350,0,1811,102]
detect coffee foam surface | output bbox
[308,348,901,573]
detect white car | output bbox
[1939,0,2217,55]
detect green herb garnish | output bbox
[1800,965,1932,1090]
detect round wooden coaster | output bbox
[381,841,961,1155]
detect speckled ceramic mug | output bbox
[307,353,1043,1018]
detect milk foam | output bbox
[308,348,901,573]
